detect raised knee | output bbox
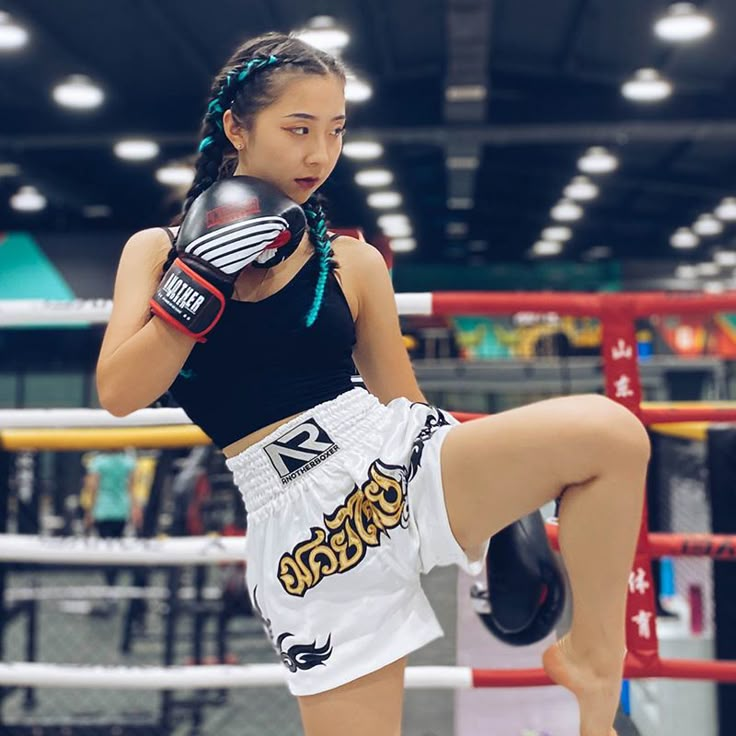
[578,394,651,466]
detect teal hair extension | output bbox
[303,199,332,328]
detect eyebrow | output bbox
[283,113,347,121]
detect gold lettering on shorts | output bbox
[277,460,407,597]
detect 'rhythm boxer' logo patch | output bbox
[264,418,338,484]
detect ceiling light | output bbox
[697,262,720,277]
[670,227,699,249]
[10,185,46,212]
[114,139,160,161]
[367,191,402,208]
[445,84,487,102]
[446,222,468,237]
[82,205,112,218]
[676,264,699,279]
[0,11,29,51]
[654,3,714,43]
[715,197,736,221]
[378,214,412,237]
[564,176,599,201]
[622,68,673,102]
[714,251,736,267]
[551,199,583,222]
[52,75,104,110]
[704,281,725,294]
[447,197,473,209]
[577,146,618,174]
[295,15,350,54]
[355,169,393,187]
[542,226,572,241]
[447,155,480,170]
[345,74,372,103]
[156,164,195,187]
[342,141,383,160]
[532,240,563,256]
[390,238,416,253]
[585,246,612,260]
[0,162,20,177]
[692,213,723,236]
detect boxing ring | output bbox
[3,292,736,734]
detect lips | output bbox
[295,177,319,188]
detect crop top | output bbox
[165,230,357,448]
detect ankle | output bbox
[559,634,626,679]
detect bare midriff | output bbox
[221,411,305,459]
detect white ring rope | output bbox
[0,662,473,690]
[6,584,223,603]
[0,295,431,326]
[0,534,246,565]
[0,407,191,428]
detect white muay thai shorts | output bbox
[225,387,486,696]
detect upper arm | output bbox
[97,228,170,369]
[350,244,425,404]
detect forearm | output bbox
[97,317,196,416]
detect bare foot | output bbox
[542,636,621,736]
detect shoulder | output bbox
[329,236,392,321]
[119,227,174,275]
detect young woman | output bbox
[97,32,650,736]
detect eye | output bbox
[288,127,309,136]
[333,127,347,137]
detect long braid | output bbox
[303,197,333,328]
[161,55,280,277]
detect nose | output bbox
[304,137,329,168]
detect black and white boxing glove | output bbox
[150,176,306,342]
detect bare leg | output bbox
[298,656,407,736]
[439,395,650,735]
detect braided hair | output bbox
[163,32,346,327]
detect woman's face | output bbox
[234,73,346,204]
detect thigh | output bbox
[297,656,407,736]
[440,394,649,550]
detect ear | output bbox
[222,109,246,151]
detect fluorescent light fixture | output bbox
[295,16,350,53]
[10,185,46,212]
[622,68,673,102]
[532,240,563,256]
[670,227,699,249]
[52,75,104,110]
[447,197,474,209]
[714,251,736,267]
[390,237,416,253]
[156,164,195,187]
[0,162,20,177]
[345,74,372,103]
[83,205,112,218]
[367,191,402,208]
[0,11,29,50]
[114,139,159,161]
[445,84,487,102]
[577,146,618,174]
[715,197,736,221]
[654,3,714,43]
[342,141,383,160]
[676,264,699,279]
[447,155,479,170]
[551,199,583,222]
[704,281,725,293]
[446,222,468,237]
[378,214,412,237]
[564,175,599,201]
[355,169,393,187]
[692,213,723,236]
[696,262,719,277]
[542,226,572,241]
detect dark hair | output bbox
[164,32,346,327]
